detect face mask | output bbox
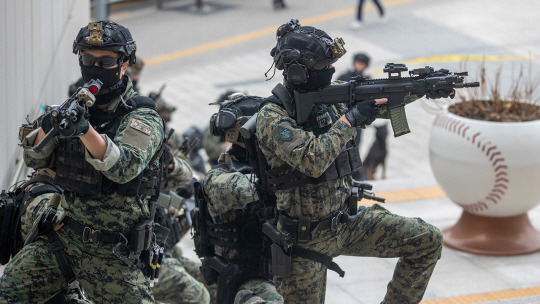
[80,65,124,105]
[80,65,122,92]
[301,67,335,90]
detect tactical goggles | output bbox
[80,53,120,68]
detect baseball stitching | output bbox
[433,114,509,212]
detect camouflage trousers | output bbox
[152,257,210,304]
[234,279,283,304]
[0,226,153,304]
[274,204,443,304]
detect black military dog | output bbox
[362,124,388,180]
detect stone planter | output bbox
[429,105,540,255]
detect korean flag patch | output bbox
[130,119,152,135]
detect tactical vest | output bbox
[193,165,272,278]
[54,96,163,197]
[263,84,363,191]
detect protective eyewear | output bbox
[80,53,120,68]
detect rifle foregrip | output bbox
[388,107,410,137]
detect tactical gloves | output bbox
[39,112,54,134]
[344,100,379,128]
[53,105,91,138]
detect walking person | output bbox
[351,0,385,29]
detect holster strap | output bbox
[292,245,345,277]
[47,231,76,283]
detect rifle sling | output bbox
[271,84,295,117]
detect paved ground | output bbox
[3,0,540,303]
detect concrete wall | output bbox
[0,0,90,188]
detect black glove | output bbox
[177,178,197,198]
[54,105,90,137]
[344,100,379,128]
[426,89,455,99]
[38,112,54,134]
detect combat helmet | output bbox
[270,19,346,84]
[209,93,264,147]
[73,21,137,66]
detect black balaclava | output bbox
[80,65,125,105]
[286,67,335,91]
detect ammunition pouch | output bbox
[129,219,155,254]
[267,142,362,191]
[201,256,243,304]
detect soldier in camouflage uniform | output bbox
[152,146,213,304]
[149,85,217,304]
[0,21,164,303]
[195,93,283,304]
[255,20,444,304]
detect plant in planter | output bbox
[429,62,540,255]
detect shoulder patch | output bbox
[278,126,292,142]
[130,119,152,135]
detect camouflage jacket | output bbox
[21,79,165,232]
[256,100,356,221]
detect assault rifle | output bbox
[294,63,480,137]
[33,79,102,152]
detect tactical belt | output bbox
[278,209,352,243]
[63,216,127,245]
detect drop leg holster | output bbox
[262,189,360,279]
[201,256,243,304]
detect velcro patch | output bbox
[129,119,152,135]
[278,126,292,142]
